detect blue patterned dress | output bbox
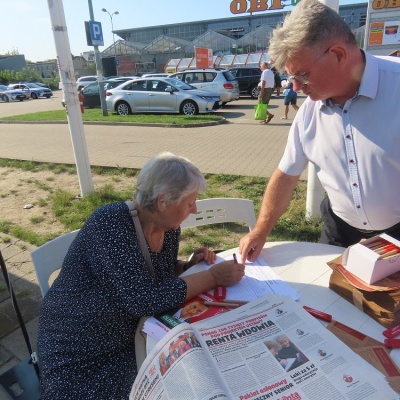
[38,202,187,399]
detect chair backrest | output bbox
[180,198,256,231]
[30,229,80,297]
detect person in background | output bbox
[38,151,245,400]
[280,80,299,119]
[240,0,400,261]
[272,66,282,97]
[257,61,275,124]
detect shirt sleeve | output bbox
[278,106,309,176]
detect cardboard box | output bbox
[342,234,400,284]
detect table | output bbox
[181,241,400,366]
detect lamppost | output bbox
[102,8,119,75]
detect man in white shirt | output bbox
[240,0,400,260]
[258,62,275,123]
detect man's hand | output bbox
[239,230,267,262]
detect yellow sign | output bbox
[230,0,287,14]
[371,0,400,10]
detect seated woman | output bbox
[37,152,245,400]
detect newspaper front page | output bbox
[130,294,397,400]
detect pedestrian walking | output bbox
[280,81,299,119]
[257,62,275,124]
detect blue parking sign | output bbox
[89,21,104,46]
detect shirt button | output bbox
[350,159,354,164]
[346,135,351,139]
[353,183,358,187]
[356,205,361,209]
[363,222,367,225]
[343,110,348,113]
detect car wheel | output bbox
[180,100,198,115]
[1,95,9,102]
[250,85,260,99]
[116,101,131,116]
[31,92,38,99]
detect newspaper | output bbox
[130,294,397,400]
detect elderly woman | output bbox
[37,152,244,399]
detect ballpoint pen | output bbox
[233,253,238,264]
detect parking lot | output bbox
[0,89,305,121]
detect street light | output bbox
[102,8,119,74]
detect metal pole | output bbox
[46,0,94,197]
[88,0,108,116]
[102,9,119,76]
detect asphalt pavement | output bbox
[0,91,306,398]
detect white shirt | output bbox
[259,68,275,89]
[278,51,400,230]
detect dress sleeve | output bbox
[74,203,187,317]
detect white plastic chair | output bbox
[180,198,256,231]
[30,229,80,297]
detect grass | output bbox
[0,159,323,257]
[0,109,224,125]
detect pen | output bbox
[204,301,242,308]
[223,299,249,305]
[303,306,332,322]
[233,253,238,264]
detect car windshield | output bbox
[25,83,41,88]
[164,78,192,90]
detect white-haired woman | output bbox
[38,152,244,400]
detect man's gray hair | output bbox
[134,151,207,211]
[268,0,357,72]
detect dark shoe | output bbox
[266,114,274,123]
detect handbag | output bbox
[254,99,267,120]
[125,201,155,370]
[0,251,41,400]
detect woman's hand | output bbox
[209,260,245,287]
[182,260,245,301]
[187,247,217,268]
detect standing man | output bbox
[257,61,275,124]
[240,0,400,261]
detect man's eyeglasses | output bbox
[287,47,331,85]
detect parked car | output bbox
[229,67,262,99]
[76,75,97,91]
[105,77,221,116]
[8,83,52,99]
[80,79,126,108]
[0,84,27,102]
[26,83,53,98]
[168,68,239,104]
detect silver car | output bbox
[168,68,240,104]
[105,77,221,116]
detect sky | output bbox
[0,0,366,62]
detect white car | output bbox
[105,77,221,116]
[76,76,97,91]
[168,68,240,104]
